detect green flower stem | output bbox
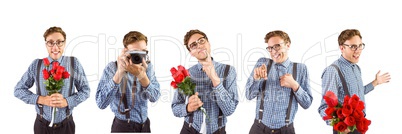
[199,107,211,123]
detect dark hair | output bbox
[338,29,362,46]
[183,29,208,51]
[123,31,148,48]
[264,30,291,44]
[43,26,66,41]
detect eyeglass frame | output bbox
[46,40,65,47]
[188,37,207,50]
[343,43,365,51]
[266,42,286,52]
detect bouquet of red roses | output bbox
[170,65,195,96]
[170,65,208,119]
[42,58,70,127]
[323,91,371,134]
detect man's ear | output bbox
[339,45,344,51]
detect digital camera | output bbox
[128,50,147,64]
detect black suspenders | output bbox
[36,59,43,118]
[330,64,350,96]
[188,64,230,130]
[259,59,297,127]
[36,57,75,118]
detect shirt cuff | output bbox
[33,95,40,105]
[108,79,120,91]
[367,82,375,90]
[212,78,224,91]
[66,97,74,109]
[294,86,304,96]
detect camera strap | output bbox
[116,62,137,123]
[36,57,75,119]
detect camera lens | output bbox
[134,55,140,61]
[131,54,142,64]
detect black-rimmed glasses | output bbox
[343,43,365,51]
[266,42,285,52]
[46,40,65,47]
[188,37,207,50]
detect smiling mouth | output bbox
[273,53,281,59]
[52,51,59,55]
[353,54,360,59]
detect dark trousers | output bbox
[34,114,75,134]
[333,130,361,134]
[111,117,151,133]
[180,122,226,134]
[249,120,295,134]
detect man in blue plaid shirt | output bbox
[318,29,391,134]
[172,29,239,134]
[14,26,90,134]
[246,30,313,134]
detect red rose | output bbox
[334,121,347,132]
[56,66,65,74]
[324,91,338,107]
[177,65,190,77]
[62,71,70,79]
[323,115,332,120]
[325,107,336,117]
[42,69,50,80]
[170,67,178,76]
[357,118,371,133]
[336,108,345,120]
[356,101,365,111]
[174,72,184,83]
[342,104,353,117]
[43,58,50,66]
[171,67,185,83]
[343,95,350,106]
[170,81,178,88]
[344,116,356,126]
[349,94,360,109]
[352,110,364,122]
[52,61,59,68]
[53,73,62,81]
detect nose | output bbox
[354,48,362,53]
[196,42,204,49]
[51,44,60,50]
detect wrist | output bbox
[372,79,378,87]
[37,96,44,105]
[186,104,191,113]
[292,83,300,92]
[212,77,221,87]
[113,71,126,84]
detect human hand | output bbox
[373,70,391,86]
[126,57,148,78]
[49,93,68,108]
[186,92,203,113]
[199,52,220,86]
[340,128,351,134]
[280,74,299,91]
[253,64,267,80]
[117,48,129,75]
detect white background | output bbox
[1,0,401,133]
